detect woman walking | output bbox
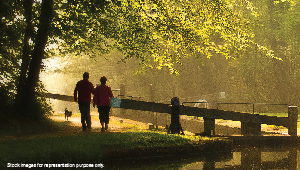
[93,76,114,131]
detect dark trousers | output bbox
[97,106,110,124]
[78,102,91,130]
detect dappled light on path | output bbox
[50,113,151,133]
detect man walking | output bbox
[74,72,95,131]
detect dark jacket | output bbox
[74,79,95,103]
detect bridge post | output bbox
[288,106,298,136]
[168,97,184,134]
[203,118,215,136]
[241,122,261,136]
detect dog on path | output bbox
[65,108,72,121]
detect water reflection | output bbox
[102,147,299,169]
[181,147,298,170]
[103,151,233,170]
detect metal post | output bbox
[168,97,184,134]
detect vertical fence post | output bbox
[120,84,126,116]
[120,84,126,98]
[149,84,154,102]
[168,97,184,134]
[288,106,298,136]
[149,84,155,129]
[149,84,159,129]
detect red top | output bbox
[93,85,114,106]
[74,79,95,103]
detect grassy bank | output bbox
[0,132,232,167]
[0,114,232,168]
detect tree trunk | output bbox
[16,0,53,118]
[15,0,34,112]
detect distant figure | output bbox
[64,108,72,121]
[93,76,114,132]
[74,72,95,131]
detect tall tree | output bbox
[1,0,276,118]
[15,0,34,115]
[13,0,54,118]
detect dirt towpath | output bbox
[50,111,291,136]
[50,113,151,133]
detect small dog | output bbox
[65,108,72,121]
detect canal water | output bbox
[102,145,299,169]
[101,147,299,169]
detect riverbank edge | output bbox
[0,116,233,168]
[102,136,233,162]
[228,136,300,149]
[0,133,233,168]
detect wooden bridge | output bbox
[41,92,298,136]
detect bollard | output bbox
[168,97,184,134]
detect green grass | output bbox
[257,113,300,129]
[0,114,232,168]
[0,132,232,168]
[256,112,288,117]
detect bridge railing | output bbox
[41,82,298,136]
[182,102,289,114]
